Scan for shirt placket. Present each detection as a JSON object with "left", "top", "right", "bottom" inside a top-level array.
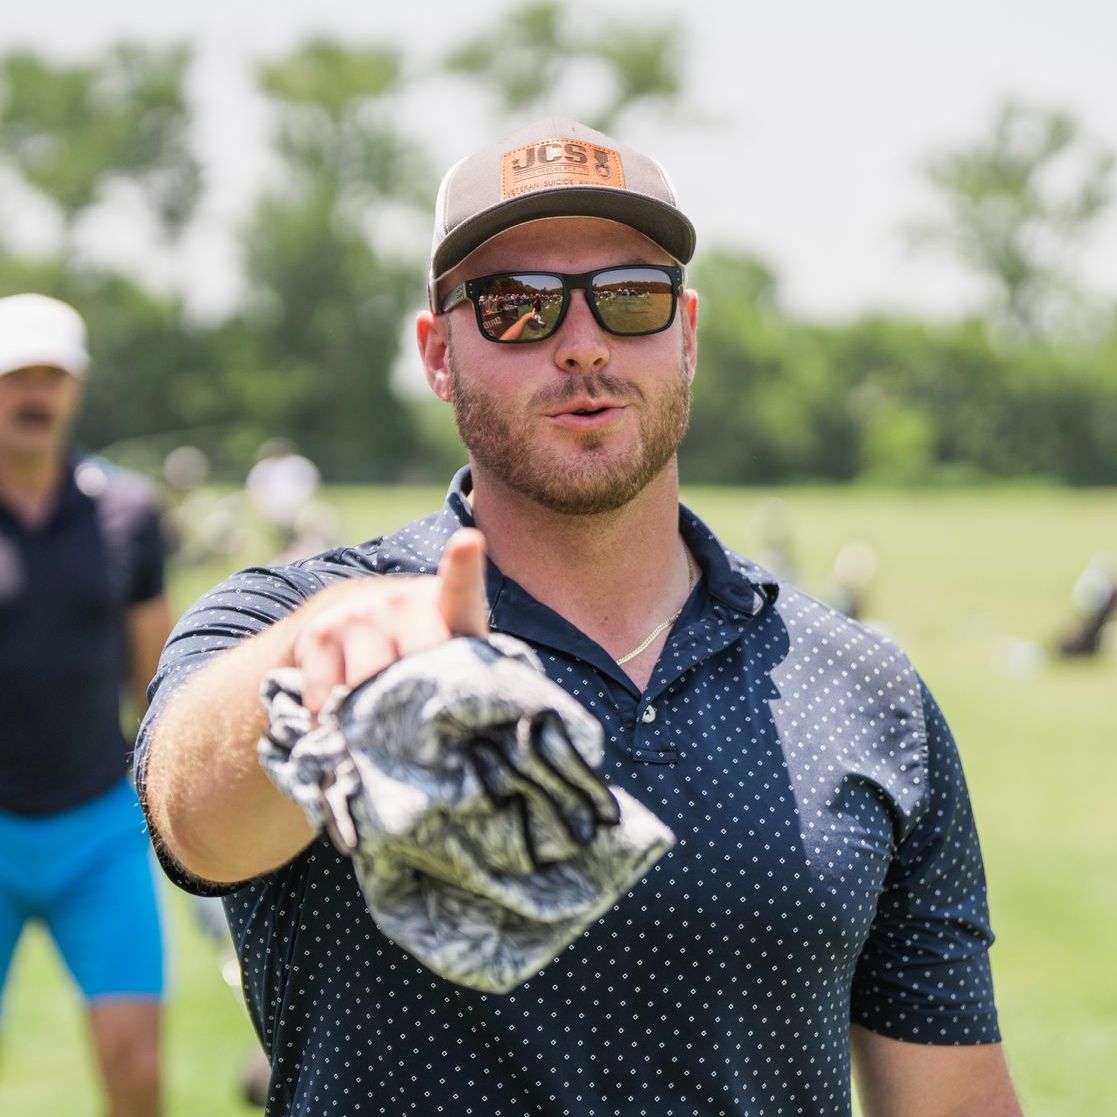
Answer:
[{"left": 628, "top": 603, "right": 752, "bottom": 764}]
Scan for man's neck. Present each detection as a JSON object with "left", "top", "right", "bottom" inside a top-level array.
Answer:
[
  {"left": 468, "top": 463, "right": 693, "bottom": 684},
  {"left": 0, "top": 450, "right": 67, "bottom": 527}
]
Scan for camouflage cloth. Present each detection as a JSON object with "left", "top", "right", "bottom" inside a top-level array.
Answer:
[{"left": 258, "top": 635, "right": 675, "bottom": 993}]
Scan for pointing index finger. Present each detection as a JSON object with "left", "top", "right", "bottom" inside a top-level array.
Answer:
[{"left": 438, "top": 528, "right": 489, "bottom": 637}]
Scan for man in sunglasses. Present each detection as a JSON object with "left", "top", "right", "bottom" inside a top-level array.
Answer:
[{"left": 137, "top": 118, "right": 1022, "bottom": 1116}]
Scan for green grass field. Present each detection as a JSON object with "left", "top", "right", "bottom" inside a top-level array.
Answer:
[{"left": 1, "top": 483, "right": 1114, "bottom": 1115}]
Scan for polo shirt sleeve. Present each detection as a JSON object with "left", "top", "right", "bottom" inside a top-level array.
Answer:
[
  {"left": 128, "top": 498, "right": 167, "bottom": 604},
  {"left": 850, "top": 679, "right": 1001, "bottom": 1045}
]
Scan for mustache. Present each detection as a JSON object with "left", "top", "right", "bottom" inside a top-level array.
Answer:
[
  {"left": 10, "top": 404, "right": 59, "bottom": 428},
  {"left": 12, "top": 404, "right": 56, "bottom": 427},
  {"left": 529, "top": 373, "right": 644, "bottom": 411}
]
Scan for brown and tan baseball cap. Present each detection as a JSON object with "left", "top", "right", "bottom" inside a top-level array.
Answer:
[{"left": 429, "top": 116, "right": 696, "bottom": 304}]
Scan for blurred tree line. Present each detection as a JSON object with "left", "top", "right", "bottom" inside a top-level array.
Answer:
[{"left": 1, "top": 4, "right": 1115, "bottom": 486}]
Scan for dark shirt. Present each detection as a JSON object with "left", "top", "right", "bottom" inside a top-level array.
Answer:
[
  {"left": 137, "top": 467, "right": 1000, "bottom": 1117},
  {"left": 0, "top": 455, "right": 165, "bottom": 816}
]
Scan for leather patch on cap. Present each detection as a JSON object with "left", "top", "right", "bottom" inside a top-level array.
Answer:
[{"left": 501, "top": 138, "right": 625, "bottom": 199}]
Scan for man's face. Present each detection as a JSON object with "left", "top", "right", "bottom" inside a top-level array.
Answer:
[
  {"left": 0, "top": 365, "right": 81, "bottom": 461},
  {"left": 429, "top": 218, "right": 698, "bottom": 516}
]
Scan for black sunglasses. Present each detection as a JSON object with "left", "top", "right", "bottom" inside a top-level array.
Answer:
[{"left": 440, "top": 264, "right": 683, "bottom": 344}]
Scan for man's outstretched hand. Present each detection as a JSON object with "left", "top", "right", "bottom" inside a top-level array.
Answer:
[{"left": 293, "top": 528, "right": 490, "bottom": 716}]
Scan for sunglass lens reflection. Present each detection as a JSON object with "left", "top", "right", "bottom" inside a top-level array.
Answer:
[
  {"left": 593, "top": 269, "right": 674, "bottom": 335},
  {"left": 477, "top": 275, "right": 563, "bottom": 342}
]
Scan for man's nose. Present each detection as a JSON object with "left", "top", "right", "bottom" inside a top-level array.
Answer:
[{"left": 553, "top": 290, "right": 608, "bottom": 374}]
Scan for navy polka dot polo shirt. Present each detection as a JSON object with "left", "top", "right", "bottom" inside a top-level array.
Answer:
[{"left": 137, "top": 467, "right": 1000, "bottom": 1116}]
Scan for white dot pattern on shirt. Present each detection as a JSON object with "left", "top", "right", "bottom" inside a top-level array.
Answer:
[{"left": 139, "top": 493, "right": 998, "bottom": 1117}]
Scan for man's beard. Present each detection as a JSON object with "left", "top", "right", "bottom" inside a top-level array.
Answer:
[{"left": 448, "top": 345, "right": 692, "bottom": 516}]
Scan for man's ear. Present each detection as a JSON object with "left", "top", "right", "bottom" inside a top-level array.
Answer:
[
  {"left": 416, "top": 310, "right": 452, "bottom": 402},
  {"left": 681, "top": 287, "right": 698, "bottom": 384}
]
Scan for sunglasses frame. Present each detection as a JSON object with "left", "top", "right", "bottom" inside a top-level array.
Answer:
[{"left": 439, "top": 264, "right": 684, "bottom": 344}]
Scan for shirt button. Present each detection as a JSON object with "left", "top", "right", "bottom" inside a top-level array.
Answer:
[{"left": 641, "top": 705, "right": 657, "bottom": 724}]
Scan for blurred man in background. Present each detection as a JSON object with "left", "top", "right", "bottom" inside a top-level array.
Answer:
[{"left": 0, "top": 293, "right": 170, "bottom": 1117}]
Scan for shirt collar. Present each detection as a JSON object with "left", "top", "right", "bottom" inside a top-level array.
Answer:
[
  {"left": 371, "top": 464, "right": 776, "bottom": 624},
  {"left": 0, "top": 453, "right": 86, "bottom": 532}
]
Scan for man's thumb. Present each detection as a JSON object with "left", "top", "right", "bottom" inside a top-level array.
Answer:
[{"left": 438, "top": 528, "right": 489, "bottom": 635}]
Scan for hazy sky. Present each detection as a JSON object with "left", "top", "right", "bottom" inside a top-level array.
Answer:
[{"left": 2, "top": 0, "right": 1115, "bottom": 324}]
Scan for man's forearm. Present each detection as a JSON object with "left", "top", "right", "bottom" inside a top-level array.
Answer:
[
  {"left": 851, "top": 1026, "right": 1024, "bottom": 1117},
  {"left": 126, "top": 594, "right": 174, "bottom": 716},
  {"left": 143, "top": 614, "right": 317, "bottom": 884},
  {"left": 143, "top": 533, "right": 489, "bottom": 885}
]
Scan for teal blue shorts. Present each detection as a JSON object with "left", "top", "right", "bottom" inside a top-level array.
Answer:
[{"left": 0, "top": 777, "right": 165, "bottom": 1009}]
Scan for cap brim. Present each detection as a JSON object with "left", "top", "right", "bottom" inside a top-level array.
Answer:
[
  {"left": 432, "top": 187, "right": 696, "bottom": 281},
  {"left": 0, "top": 340, "right": 87, "bottom": 377}
]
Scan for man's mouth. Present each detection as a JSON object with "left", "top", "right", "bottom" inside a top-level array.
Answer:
[
  {"left": 546, "top": 401, "right": 626, "bottom": 429},
  {"left": 548, "top": 396, "right": 624, "bottom": 417}
]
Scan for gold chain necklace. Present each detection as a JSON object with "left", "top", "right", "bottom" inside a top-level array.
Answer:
[{"left": 615, "top": 547, "right": 697, "bottom": 666}]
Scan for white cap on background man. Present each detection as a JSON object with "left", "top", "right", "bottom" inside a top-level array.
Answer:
[{"left": 0, "top": 293, "right": 90, "bottom": 378}]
